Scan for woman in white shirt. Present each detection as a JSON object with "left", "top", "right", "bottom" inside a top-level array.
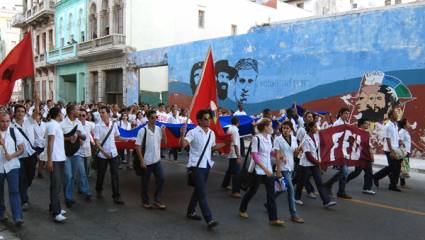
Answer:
[
  {"left": 118, "top": 113, "right": 132, "bottom": 168},
  {"left": 274, "top": 121, "right": 304, "bottom": 223},
  {"left": 239, "top": 118, "right": 284, "bottom": 226},
  {"left": 132, "top": 111, "right": 147, "bottom": 128},
  {"left": 294, "top": 122, "right": 336, "bottom": 208}
]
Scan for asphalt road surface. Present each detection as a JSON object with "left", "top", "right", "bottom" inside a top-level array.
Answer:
[{"left": 6, "top": 154, "right": 425, "bottom": 240}]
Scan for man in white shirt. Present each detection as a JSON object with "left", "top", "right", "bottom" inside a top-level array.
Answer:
[
  {"left": 323, "top": 107, "right": 352, "bottom": 199},
  {"left": 233, "top": 103, "right": 247, "bottom": 116},
  {"left": 0, "top": 112, "right": 24, "bottom": 226},
  {"left": 373, "top": 109, "right": 403, "bottom": 192},
  {"left": 94, "top": 106, "right": 124, "bottom": 204},
  {"left": 78, "top": 109, "right": 95, "bottom": 178},
  {"left": 221, "top": 116, "right": 242, "bottom": 198},
  {"left": 180, "top": 109, "right": 225, "bottom": 228},
  {"left": 12, "top": 103, "right": 38, "bottom": 211},
  {"left": 61, "top": 105, "right": 91, "bottom": 208},
  {"left": 135, "top": 110, "right": 167, "bottom": 209},
  {"left": 156, "top": 103, "right": 170, "bottom": 123},
  {"left": 167, "top": 107, "right": 180, "bottom": 161}
]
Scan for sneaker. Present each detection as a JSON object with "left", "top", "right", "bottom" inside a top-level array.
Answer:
[
  {"left": 153, "top": 202, "right": 167, "bottom": 210},
  {"left": 22, "top": 202, "right": 29, "bottom": 211},
  {"left": 186, "top": 212, "right": 202, "bottom": 221},
  {"left": 291, "top": 216, "right": 305, "bottom": 223},
  {"left": 143, "top": 203, "right": 152, "bottom": 209},
  {"left": 60, "top": 209, "right": 67, "bottom": 215},
  {"left": 15, "top": 219, "right": 24, "bottom": 227},
  {"left": 230, "top": 192, "right": 241, "bottom": 199},
  {"left": 362, "top": 189, "right": 376, "bottom": 195},
  {"left": 337, "top": 193, "right": 352, "bottom": 199},
  {"left": 306, "top": 192, "right": 317, "bottom": 199},
  {"left": 324, "top": 201, "right": 337, "bottom": 208},
  {"left": 295, "top": 200, "right": 304, "bottom": 205},
  {"left": 54, "top": 214, "right": 67, "bottom": 222},
  {"left": 270, "top": 220, "right": 285, "bottom": 226},
  {"left": 239, "top": 212, "right": 249, "bottom": 219},
  {"left": 207, "top": 220, "right": 219, "bottom": 228}
]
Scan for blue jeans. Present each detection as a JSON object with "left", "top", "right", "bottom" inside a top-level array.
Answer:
[
  {"left": 276, "top": 171, "right": 298, "bottom": 217},
  {"left": 0, "top": 169, "right": 23, "bottom": 221},
  {"left": 324, "top": 164, "right": 348, "bottom": 195},
  {"left": 65, "top": 155, "right": 91, "bottom": 201},
  {"left": 187, "top": 166, "right": 213, "bottom": 223},
  {"left": 221, "top": 158, "right": 241, "bottom": 193},
  {"left": 141, "top": 162, "right": 164, "bottom": 204}
]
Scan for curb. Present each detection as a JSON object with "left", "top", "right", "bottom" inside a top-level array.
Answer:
[{"left": 373, "top": 163, "right": 425, "bottom": 174}]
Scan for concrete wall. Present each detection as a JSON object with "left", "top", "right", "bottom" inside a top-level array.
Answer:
[
  {"left": 55, "top": 0, "right": 87, "bottom": 47},
  {"left": 56, "top": 62, "right": 87, "bottom": 103},
  {"left": 129, "top": 2, "right": 425, "bottom": 157}
]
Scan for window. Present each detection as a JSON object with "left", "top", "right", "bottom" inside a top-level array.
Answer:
[
  {"left": 36, "top": 35, "right": 40, "bottom": 54},
  {"left": 352, "top": 3, "right": 358, "bottom": 8},
  {"left": 231, "top": 24, "right": 237, "bottom": 36},
  {"left": 395, "top": 0, "right": 401, "bottom": 4},
  {"left": 296, "top": 2, "right": 304, "bottom": 8},
  {"left": 48, "top": 29, "right": 53, "bottom": 50},
  {"left": 198, "top": 10, "right": 205, "bottom": 29},
  {"left": 81, "top": 31, "right": 85, "bottom": 42},
  {"left": 68, "top": 13, "right": 73, "bottom": 42},
  {"left": 385, "top": 0, "right": 391, "bottom": 5}
]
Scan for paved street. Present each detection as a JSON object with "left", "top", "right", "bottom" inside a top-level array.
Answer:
[{"left": 4, "top": 154, "right": 425, "bottom": 240}]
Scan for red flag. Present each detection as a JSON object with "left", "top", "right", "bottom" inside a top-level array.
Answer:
[
  {"left": 0, "top": 32, "right": 34, "bottom": 104},
  {"left": 319, "top": 124, "right": 372, "bottom": 167},
  {"left": 188, "top": 48, "right": 230, "bottom": 151}
]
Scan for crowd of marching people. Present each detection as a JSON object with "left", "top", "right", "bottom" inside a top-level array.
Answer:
[{"left": 0, "top": 98, "right": 422, "bottom": 229}]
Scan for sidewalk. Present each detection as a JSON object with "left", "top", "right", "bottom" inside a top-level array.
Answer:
[
  {"left": 0, "top": 222, "right": 20, "bottom": 240},
  {"left": 373, "top": 154, "right": 425, "bottom": 174}
]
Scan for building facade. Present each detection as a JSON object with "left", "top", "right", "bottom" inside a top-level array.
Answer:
[{"left": 12, "top": 0, "right": 56, "bottom": 101}]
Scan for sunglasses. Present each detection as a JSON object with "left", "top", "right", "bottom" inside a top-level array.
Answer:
[
  {"left": 150, "top": 116, "right": 158, "bottom": 119},
  {"left": 202, "top": 117, "right": 211, "bottom": 121},
  {"left": 80, "top": 114, "right": 86, "bottom": 117}
]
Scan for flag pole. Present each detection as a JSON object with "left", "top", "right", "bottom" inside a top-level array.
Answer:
[{"left": 186, "top": 46, "right": 212, "bottom": 125}]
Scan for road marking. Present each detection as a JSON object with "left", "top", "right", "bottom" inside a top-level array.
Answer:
[{"left": 163, "top": 160, "right": 425, "bottom": 217}]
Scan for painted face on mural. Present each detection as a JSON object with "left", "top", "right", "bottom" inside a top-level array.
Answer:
[
  {"left": 233, "top": 58, "right": 258, "bottom": 103},
  {"left": 190, "top": 61, "right": 204, "bottom": 94},
  {"left": 215, "top": 60, "right": 237, "bottom": 100},
  {"left": 355, "top": 84, "right": 398, "bottom": 122}
]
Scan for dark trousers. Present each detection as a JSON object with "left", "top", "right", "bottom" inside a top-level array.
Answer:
[
  {"left": 293, "top": 157, "right": 315, "bottom": 194},
  {"left": 347, "top": 165, "right": 373, "bottom": 190},
  {"left": 141, "top": 162, "right": 164, "bottom": 204},
  {"left": 374, "top": 152, "right": 401, "bottom": 188},
  {"left": 295, "top": 166, "right": 331, "bottom": 205},
  {"left": 19, "top": 154, "right": 37, "bottom": 204},
  {"left": 168, "top": 148, "right": 179, "bottom": 161},
  {"left": 96, "top": 156, "right": 120, "bottom": 199},
  {"left": 240, "top": 138, "right": 245, "bottom": 158},
  {"left": 50, "top": 162, "right": 65, "bottom": 216},
  {"left": 221, "top": 158, "right": 241, "bottom": 193},
  {"left": 187, "top": 167, "right": 213, "bottom": 223},
  {"left": 239, "top": 174, "right": 278, "bottom": 221},
  {"left": 323, "top": 165, "right": 348, "bottom": 195}
]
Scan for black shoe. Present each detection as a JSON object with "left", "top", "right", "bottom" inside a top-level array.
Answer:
[
  {"left": 337, "top": 193, "right": 352, "bottom": 199},
  {"left": 15, "top": 219, "right": 24, "bottom": 227},
  {"left": 207, "top": 220, "right": 219, "bottom": 228},
  {"left": 113, "top": 198, "right": 125, "bottom": 205},
  {"left": 389, "top": 187, "right": 401, "bottom": 192},
  {"left": 373, "top": 178, "right": 379, "bottom": 188},
  {"left": 186, "top": 213, "right": 202, "bottom": 221},
  {"left": 85, "top": 194, "right": 92, "bottom": 202},
  {"left": 37, "top": 173, "right": 43, "bottom": 179}
]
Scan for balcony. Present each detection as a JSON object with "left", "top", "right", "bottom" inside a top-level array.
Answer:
[
  {"left": 26, "top": 0, "right": 55, "bottom": 25},
  {"left": 77, "top": 34, "right": 127, "bottom": 58},
  {"left": 47, "top": 44, "right": 78, "bottom": 64},
  {"left": 34, "top": 53, "right": 49, "bottom": 68},
  {"left": 11, "top": 13, "right": 26, "bottom": 28}
]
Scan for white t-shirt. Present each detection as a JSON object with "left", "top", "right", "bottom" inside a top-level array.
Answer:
[
  {"left": 383, "top": 121, "right": 399, "bottom": 152},
  {"left": 227, "top": 125, "right": 240, "bottom": 159},
  {"left": 33, "top": 121, "right": 46, "bottom": 148},
  {"left": 167, "top": 115, "right": 181, "bottom": 124},
  {"left": 135, "top": 126, "right": 162, "bottom": 165},
  {"left": 61, "top": 117, "right": 86, "bottom": 157},
  {"left": 40, "top": 120, "right": 66, "bottom": 162},
  {"left": 78, "top": 120, "right": 95, "bottom": 157},
  {"left": 0, "top": 127, "right": 24, "bottom": 173},
  {"left": 185, "top": 126, "right": 216, "bottom": 168},
  {"left": 12, "top": 118, "right": 36, "bottom": 157},
  {"left": 156, "top": 111, "right": 169, "bottom": 123},
  {"left": 274, "top": 134, "right": 298, "bottom": 171},
  {"left": 299, "top": 134, "right": 318, "bottom": 167},
  {"left": 296, "top": 127, "right": 306, "bottom": 144},
  {"left": 128, "top": 114, "right": 136, "bottom": 123},
  {"left": 333, "top": 117, "right": 347, "bottom": 126},
  {"left": 178, "top": 116, "right": 192, "bottom": 124},
  {"left": 249, "top": 134, "right": 273, "bottom": 175},
  {"left": 233, "top": 110, "right": 247, "bottom": 116},
  {"left": 94, "top": 121, "right": 120, "bottom": 159},
  {"left": 133, "top": 118, "right": 147, "bottom": 127},
  {"left": 399, "top": 128, "right": 411, "bottom": 154},
  {"left": 119, "top": 120, "right": 132, "bottom": 130}
]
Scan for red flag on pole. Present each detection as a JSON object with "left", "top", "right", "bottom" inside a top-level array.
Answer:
[
  {"left": 0, "top": 32, "right": 34, "bottom": 105},
  {"left": 188, "top": 47, "right": 230, "bottom": 151}
]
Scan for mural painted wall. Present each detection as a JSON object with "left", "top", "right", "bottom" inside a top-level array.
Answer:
[{"left": 129, "top": 3, "right": 425, "bottom": 157}]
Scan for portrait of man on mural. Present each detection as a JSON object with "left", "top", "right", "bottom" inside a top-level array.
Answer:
[
  {"left": 215, "top": 60, "right": 237, "bottom": 100},
  {"left": 354, "top": 73, "right": 399, "bottom": 122},
  {"left": 190, "top": 61, "right": 204, "bottom": 94},
  {"left": 232, "top": 58, "right": 258, "bottom": 103}
]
